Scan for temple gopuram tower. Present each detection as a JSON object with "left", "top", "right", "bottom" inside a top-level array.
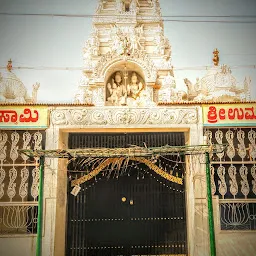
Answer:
[{"left": 74, "top": 0, "right": 182, "bottom": 106}]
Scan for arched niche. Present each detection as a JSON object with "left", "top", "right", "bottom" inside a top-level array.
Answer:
[
  {"left": 93, "top": 50, "right": 157, "bottom": 83},
  {"left": 105, "top": 61, "right": 147, "bottom": 106}
]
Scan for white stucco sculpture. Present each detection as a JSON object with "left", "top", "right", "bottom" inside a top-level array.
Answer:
[
  {"left": 74, "top": 75, "right": 93, "bottom": 104},
  {"left": 0, "top": 60, "right": 40, "bottom": 104},
  {"left": 126, "top": 72, "right": 145, "bottom": 106},
  {"left": 75, "top": 0, "right": 185, "bottom": 106},
  {"left": 159, "top": 71, "right": 187, "bottom": 102},
  {"left": 107, "top": 71, "right": 127, "bottom": 105},
  {"left": 185, "top": 49, "right": 251, "bottom": 102}
]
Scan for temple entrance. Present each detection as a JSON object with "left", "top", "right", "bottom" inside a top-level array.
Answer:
[{"left": 66, "top": 132, "right": 187, "bottom": 256}]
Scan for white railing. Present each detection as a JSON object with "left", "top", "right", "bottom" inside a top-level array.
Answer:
[
  {"left": 0, "top": 202, "right": 38, "bottom": 235},
  {"left": 0, "top": 130, "right": 43, "bottom": 235},
  {"left": 205, "top": 128, "right": 256, "bottom": 231},
  {"left": 219, "top": 199, "right": 256, "bottom": 230}
]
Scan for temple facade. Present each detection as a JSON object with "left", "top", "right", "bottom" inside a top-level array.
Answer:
[{"left": 0, "top": 1, "right": 255, "bottom": 256}]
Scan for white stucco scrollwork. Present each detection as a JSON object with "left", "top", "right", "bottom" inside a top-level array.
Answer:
[
  {"left": 93, "top": 50, "right": 157, "bottom": 83},
  {"left": 51, "top": 107, "right": 198, "bottom": 126}
]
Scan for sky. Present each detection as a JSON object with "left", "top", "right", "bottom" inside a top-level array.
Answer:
[{"left": 0, "top": 0, "right": 256, "bottom": 103}]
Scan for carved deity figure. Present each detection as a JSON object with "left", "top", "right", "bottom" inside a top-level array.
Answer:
[
  {"left": 111, "top": 30, "right": 126, "bottom": 55},
  {"left": 154, "top": 35, "right": 165, "bottom": 55},
  {"left": 90, "top": 30, "right": 100, "bottom": 56},
  {"left": 106, "top": 71, "right": 148, "bottom": 106},
  {"left": 109, "top": 24, "right": 144, "bottom": 56},
  {"left": 135, "top": 24, "right": 144, "bottom": 39},
  {"left": 107, "top": 80, "right": 119, "bottom": 104},
  {"left": 83, "top": 29, "right": 100, "bottom": 60},
  {"left": 107, "top": 71, "right": 127, "bottom": 105},
  {"left": 130, "top": 26, "right": 144, "bottom": 53},
  {"left": 128, "top": 31, "right": 141, "bottom": 54},
  {"left": 163, "top": 71, "right": 175, "bottom": 88},
  {"left": 164, "top": 38, "right": 171, "bottom": 59},
  {"left": 83, "top": 41, "right": 93, "bottom": 68},
  {"left": 127, "top": 72, "right": 144, "bottom": 106},
  {"left": 74, "top": 76, "right": 92, "bottom": 104}
]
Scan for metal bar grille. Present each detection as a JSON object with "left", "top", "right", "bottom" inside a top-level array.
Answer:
[
  {"left": 68, "top": 132, "right": 184, "bottom": 149},
  {"left": 66, "top": 132, "right": 187, "bottom": 256}
]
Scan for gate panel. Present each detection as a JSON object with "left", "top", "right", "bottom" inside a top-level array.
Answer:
[{"left": 66, "top": 132, "right": 187, "bottom": 256}]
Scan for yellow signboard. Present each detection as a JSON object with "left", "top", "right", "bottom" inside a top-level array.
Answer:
[
  {"left": 203, "top": 104, "right": 256, "bottom": 126},
  {"left": 0, "top": 106, "right": 49, "bottom": 129}
]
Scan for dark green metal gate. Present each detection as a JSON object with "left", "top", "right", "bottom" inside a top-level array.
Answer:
[{"left": 66, "top": 132, "right": 187, "bottom": 256}]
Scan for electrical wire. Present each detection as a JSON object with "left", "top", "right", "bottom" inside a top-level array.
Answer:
[
  {"left": 0, "top": 12, "right": 256, "bottom": 23},
  {"left": 0, "top": 13, "right": 256, "bottom": 18},
  {"left": 0, "top": 65, "right": 255, "bottom": 72}
]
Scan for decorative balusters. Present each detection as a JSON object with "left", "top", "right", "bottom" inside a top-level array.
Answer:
[
  {"left": 205, "top": 128, "right": 256, "bottom": 199},
  {"left": 10, "top": 132, "right": 19, "bottom": 162},
  {"left": 31, "top": 167, "right": 39, "bottom": 201},
  {"left": 215, "top": 129, "right": 224, "bottom": 160},
  {"left": 215, "top": 130, "right": 227, "bottom": 198},
  {"left": 248, "top": 129, "right": 256, "bottom": 160},
  {"left": 7, "top": 132, "right": 19, "bottom": 201},
  {"left": 205, "top": 129, "right": 216, "bottom": 195},
  {"left": 240, "top": 165, "right": 250, "bottom": 198},
  {"left": 19, "top": 132, "right": 32, "bottom": 202},
  {"left": 237, "top": 129, "right": 246, "bottom": 160},
  {"left": 0, "top": 167, "right": 5, "bottom": 200},
  {"left": 228, "top": 165, "right": 238, "bottom": 198},
  {"left": 206, "top": 128, "right": 256, "bottom": 231},
  {"left": 0, "top": 132, "right": 7, "bottom": 200},
  {"left": 7, "top": 168, "right": 17, "bottom": 201},
  {"left": 237, "top": 130, "right": 250, "bottom": 198},
  {"left": 34, "top": 131, "right": 42, "bottom": 150},
  {"left": 0, "top": 131, "right": 43, "bottom": 203},
  {"left": 0, "top": 132, "right": 8, "bottom": 161},
  {"left": 251, "top": 165, "right": 256, "bottom": 195},
  {"left": 210, "top": 165, "right": 216, "bottom": 195},
  {"left": 205, "top": 130, "right": 213, "bottom": 159},
  {"left": 21, "top": 132, "right": 31, "bottom": 162},
  {"left": 248, "top": 130, "right": 256, "bottom": 196},
  {"left": 19, "top": 168, "right": 29, "bottom": 201},
  {"left": 217, "top": 165, "right": 227, "bottom": 199},
  {"left": 204, "top": 130, "right": 212, "bottom": 145},
  {"left": 226, "top": 130, "right": 238, "bottom": 198},
  {"left": 0, "top": 131, "right": 43, "bottom": 235},
  {"left": 31, "top": 132, "right": 42, "bottom": 201},
  {"left": 226, "top": 129, "right": 235, "bottom": 160}
]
